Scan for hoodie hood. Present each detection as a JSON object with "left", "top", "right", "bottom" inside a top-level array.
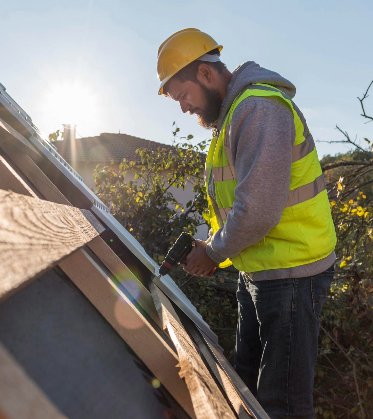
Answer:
[{"left": 216, "top": 61, "right": 296, "bottom": 129}]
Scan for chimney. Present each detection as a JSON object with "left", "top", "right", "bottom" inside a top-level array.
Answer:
[
  {"left": 63, "top": 124, "right": 76, "bottom": 147},
  {"left": 61, "top": 124, "right": 77, "bottom": 168}
]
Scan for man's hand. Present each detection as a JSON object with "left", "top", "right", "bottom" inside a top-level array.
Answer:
[{"left": 183, "top": 239, "right": 218, "bottom": 277}]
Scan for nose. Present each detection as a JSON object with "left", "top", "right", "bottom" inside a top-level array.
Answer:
[{"left": 180, "top": 100, "right": 190, "bottom": 114}]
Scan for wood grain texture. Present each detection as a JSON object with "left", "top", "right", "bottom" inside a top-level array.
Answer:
[
  {"left": 0, "top": 190, "right": 103, "bottom": 299},
  {"left": 201, "top": 333, "right": 270, "bottom": 419},
  {"left": 0, "top": 343, "right": 65, "bottom": 419},
  {"left": 188, "top": 327, "right": 253, "bottom": 418},
  {"left": 58, "top": 249, "right": 195, "bottom": 418},
  {"left": 151, "top": 284, "right": 236, "bottom": 419}
]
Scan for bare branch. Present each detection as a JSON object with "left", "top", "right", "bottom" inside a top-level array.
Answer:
[
  {"left": 321, "top": 326, "right": 366, "bottom": 419},
  {"left": 319, "top": 82, "right": 373, "bottom": 158},
  {"left": 335, "top": 125, "right": 368, "bottom": 152},
  {"left": 342, "top": 178, "right": 373, "bottom": 199},
  {"left": 322, "top": 160, "right": 372, "bottom": 172},
  {"left": 358, "top": 80, "right": 373, "bottom": 122},
  {"left": 323, "top": 354, "right": 348, "bottom": 382},
  {"left": 317, "top": 140, "right": 345, "bottom": 144}
]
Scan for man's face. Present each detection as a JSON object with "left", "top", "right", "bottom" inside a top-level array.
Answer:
[{"left": 166, "top": 78, "right": 222, "bottom": 129}]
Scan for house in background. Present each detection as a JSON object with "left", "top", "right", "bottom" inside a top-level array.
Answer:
[
  {"left": 56, "top": 125, "right": 208, "bottom": 238},
  {"left": 55, "top": 125, "right": 176, "bottom": 190}
]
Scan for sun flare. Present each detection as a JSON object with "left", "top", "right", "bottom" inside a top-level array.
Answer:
[{"left": 43, "top": 80, "right": 99, "bottom": 133}]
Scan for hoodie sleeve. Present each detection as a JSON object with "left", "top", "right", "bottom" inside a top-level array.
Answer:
[{"left": 205, "top": 96, "right": 294, "bottom": 263}]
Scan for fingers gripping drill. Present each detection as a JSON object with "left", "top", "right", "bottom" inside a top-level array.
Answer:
[{"left": 159, "top": 232, "right": 195, "bottom": 276}]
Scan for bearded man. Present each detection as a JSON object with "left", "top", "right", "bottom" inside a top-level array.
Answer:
[{"left": 157, "top": 28, "right": 336, "bottom": 419}]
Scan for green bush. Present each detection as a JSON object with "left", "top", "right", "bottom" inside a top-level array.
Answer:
[{"left": 314, "top": 169, "right": 372, "bottom": 418}]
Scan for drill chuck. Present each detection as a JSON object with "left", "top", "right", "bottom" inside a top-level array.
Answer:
[{"left": 159, "top": 232, "right": 194, "bottom": 276}]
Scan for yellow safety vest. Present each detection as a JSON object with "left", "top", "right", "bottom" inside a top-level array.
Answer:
[{"left": 205, "top": 83, "right": 337, "bottom": 272}]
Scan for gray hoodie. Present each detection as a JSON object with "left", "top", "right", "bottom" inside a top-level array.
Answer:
[{"left": 205, "top": 61, "right": 335, "bottom": 280}]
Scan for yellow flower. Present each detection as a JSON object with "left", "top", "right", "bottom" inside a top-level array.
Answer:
[
  {"left": 339, "top": 256, "right": 352, "bottom": 268},
  {"left": 340, "top": 260, "right": 347, "bottom": 268},
  {"left": 341, "top": 283, "right": 349, "bottom": 292},
  {"left": 356, "top": 206, "right": 365, "bottom": 217}
]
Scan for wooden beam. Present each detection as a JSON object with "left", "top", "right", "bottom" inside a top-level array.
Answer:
[
  {"left": 0, "top": 190, "right": 104, "bottom": 300},
  {"left": 0, "top": 101, "right": 33, "bottom": 140},
  {"left": 0, "top": 121, "right": 92, "bottom": 208},
  {"left": 0, "top": 124, "right": 71, "bottom": 205},
  {"left": 58, "top": 249, "right": 195, "bottom": 418},
  {"left": 0, "top": 155, "right": 36, "bottom": 197},
  {"left": 200, "top": 333, "right": 269, "bottom": 419},
  {"left": 0, "top": 343, "right": 65, "bottom": 419},
  {"left": 187, "top": 326, "right": 253, "bottom": 418},
  {"left": 87, "top": 237, "right": 161, "bottom": 327},
  {"left": 151, "top": 284, "right": 236, "bottom": 419}
]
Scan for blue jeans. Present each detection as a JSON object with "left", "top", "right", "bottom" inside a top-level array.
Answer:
[{"left": 235, "top": 267, "right": 333, "bottom": 418}]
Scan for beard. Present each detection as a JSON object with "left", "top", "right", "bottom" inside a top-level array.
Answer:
[{"left": 195, "top": 83, "right": 223, "bottom": 129}]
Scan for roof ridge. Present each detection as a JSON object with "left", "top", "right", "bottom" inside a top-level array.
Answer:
[
  {"left": 55, "top": 132, "right": 181, "bottom": 163},
  {"left": 77, "top": 132, "right": 173, "bottom": 148}
]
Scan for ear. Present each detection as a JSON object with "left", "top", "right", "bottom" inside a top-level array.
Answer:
[{"left": 196, "top": 63, "right": 214, "bottom": 87}]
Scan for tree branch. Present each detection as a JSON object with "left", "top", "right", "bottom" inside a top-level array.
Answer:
[
  {"left": 322, "top": 160, "right": 372, "bottom": 172},
  {"left": 342, "top": 178, "right": 373, "bottom": 199},
  {"left": 321, "top": 326, "right": 366, "bottom": 418},
  {"left": 358, "top": 80, "right": 373, "bottom": 122},
  {"left": 335, "top": 125, "right": 368, "bottom": 152}
]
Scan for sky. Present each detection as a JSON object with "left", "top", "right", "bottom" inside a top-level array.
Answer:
[{"left": 2, "top": 0, "right": 372, "bottom": 157}]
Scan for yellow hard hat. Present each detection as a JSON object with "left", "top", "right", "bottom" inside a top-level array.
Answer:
[{"left": 157, "top": 28, "right": 223, "bottom": 95}]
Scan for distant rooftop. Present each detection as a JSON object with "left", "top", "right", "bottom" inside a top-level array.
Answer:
[{"left": 55, "top": 132, "right": 174, "bottom": 164}]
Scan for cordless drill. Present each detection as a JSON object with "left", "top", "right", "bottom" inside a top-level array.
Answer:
[{"left": 159, "top": 232, "right": 194, "bottom": 276}]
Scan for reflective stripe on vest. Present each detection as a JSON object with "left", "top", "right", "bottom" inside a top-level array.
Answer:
[
  {"left": 218, "top": 207, "right": 231, "bottom": 221},
  {"left": 217, "top": 173, "right": 326, "bottom": 223},
  {"left": 211, "top": 134, "right": 316, "bottom": 183},
  {"left": 212, "top": 166, "right": 235, "bottom": 181},
  {"left": 287, "top": 173, "right": 325, "bottom": 207},
  {"left": 293, "top": 135, "right": 315, "bottom": 161}
]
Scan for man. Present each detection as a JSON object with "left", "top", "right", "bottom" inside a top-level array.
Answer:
[{"left": 157, "top": 28, "right": 336, "bottom": 418}]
